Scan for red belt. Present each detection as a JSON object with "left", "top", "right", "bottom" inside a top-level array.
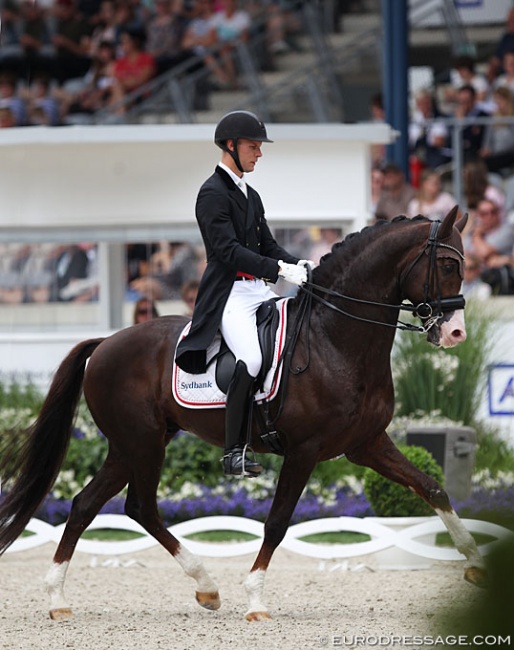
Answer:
[{"left": 235, "top": 271, "right": 255, "bottom": 281}]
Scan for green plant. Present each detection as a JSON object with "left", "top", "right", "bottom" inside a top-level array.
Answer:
[
  {"left": 392, "top": 302, "right": 494, "bottom": 425},
  {"left": 363, "top": 444, "right": 444, "bottom": 517},
  {"left": 0, "top": 381, "right": 44, "bottom": 413}
]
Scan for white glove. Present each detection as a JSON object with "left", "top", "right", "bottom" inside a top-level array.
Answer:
[
  {"left": 297, "top": 259, "right": 316, "bottom": 270},
  {"left": 278, "top": 260, "right": 307, "bottom": 286}
]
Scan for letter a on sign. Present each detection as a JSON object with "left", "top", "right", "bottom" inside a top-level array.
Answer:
[{"left": 488, "top": 365, "right": 514, "bottom": 415}]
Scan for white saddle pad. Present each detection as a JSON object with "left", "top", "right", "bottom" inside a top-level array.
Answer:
[{"left": 172, "top": 298, "right": 289, "bottom": 409}]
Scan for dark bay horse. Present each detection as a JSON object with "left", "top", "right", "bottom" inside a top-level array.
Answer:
[{"left": 0, "top": 207, "right": 486, "bottom": 621}]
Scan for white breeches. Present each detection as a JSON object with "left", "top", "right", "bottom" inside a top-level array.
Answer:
[{"left": 220, "top": 279, "right": 278, "bottom": 378}]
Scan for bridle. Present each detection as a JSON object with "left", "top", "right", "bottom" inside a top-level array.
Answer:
[
  {"left": 300, "top": 220, "right": 466, "bottom": 334},
  {"left": 261, "top": 221, "right": 466, "bottom": 430}
]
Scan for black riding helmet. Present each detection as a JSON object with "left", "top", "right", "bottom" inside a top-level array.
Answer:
[{"left": 214, "top": 110, "right": 273, "bottom": 173}]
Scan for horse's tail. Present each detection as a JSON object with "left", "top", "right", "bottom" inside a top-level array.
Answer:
[{"left": 0, "top": 338, "right": 104, "bottom": 555}]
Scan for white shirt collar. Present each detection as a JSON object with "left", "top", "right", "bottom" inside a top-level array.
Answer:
[{"left": 219, "top": 161, "right": 244, "bottom": 188}]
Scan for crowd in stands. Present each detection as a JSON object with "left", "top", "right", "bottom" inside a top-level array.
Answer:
[
  {"left": 3, "top": 2, "right": 514, "bottom": 304},
  {"left": 369, "top": 6, "right": 514, "bottom": 297},
  {"left": 0, "top": 0, "right": 309, "bottom": 125}
]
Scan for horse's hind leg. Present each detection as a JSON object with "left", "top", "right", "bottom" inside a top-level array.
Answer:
[
  {"left": 347, "top": 431, "right": 487, "bottom": 587},
  {"left": 45, "top": 449, "right": 130, "bottom": 620},
  {"left": 123, "top": 441, "right": 220, "bottom": 612}
]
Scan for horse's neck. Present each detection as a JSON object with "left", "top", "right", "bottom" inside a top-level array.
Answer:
[{"left": 308, "top": 227, "right": 419, "bottom": 359}]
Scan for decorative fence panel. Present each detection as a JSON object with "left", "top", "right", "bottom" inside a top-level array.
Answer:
[{"left": 7, "top": 515, "right": 512, "bottom": 561}]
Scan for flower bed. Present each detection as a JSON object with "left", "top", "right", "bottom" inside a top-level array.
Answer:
[{"left": 31, "top": 469, "right": 514, "bottom": 530}]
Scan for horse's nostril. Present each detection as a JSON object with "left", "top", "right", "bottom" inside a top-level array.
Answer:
[{"left": 453, "top": 329, "right": 467, "bottom": 342}]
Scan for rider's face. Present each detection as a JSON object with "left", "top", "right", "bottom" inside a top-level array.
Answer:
[{"left": 232, "top": 138, "right": 263, "bottom": 173}]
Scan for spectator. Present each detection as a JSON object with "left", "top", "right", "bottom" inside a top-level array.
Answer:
[
  {"left": 51, "top": 0, "right": 92, "bottom": 84},
  {"left": 487, "top": 7, "right": 514, "bottom": 84},
  {"left": 47, "top": 244, "right": 91, "bottom": 302},
  {"left": 461, "top": 253, "right": 491, "bottom": 301},
  {"left": 409, "top": 87, "right": 451, "bottom": 170},
  {"left": 180, "top": 278, "right": 199, "bottom": 317},
  {"left": 464, "top": 197, "right": 514, "bottom": 271},
  {"left": 374, "top": 163, "right": 415, "bottom": 221},
  {"left": 133, "top": 296, "right": 160, "bottom": 323},
  {"left": 58, "top": 39, "right": 116, "bottom": 117},
  {"left": 108, "top": 26, "right": 156, "bottom": 114},
  {"left": 462, "top": 159, "right": 506, "bottom": 228},
  {"left": 493, "top": 49, "right": 514, "bottom": 96},
  {"left": 0, "top": 106, "right": 17, "bottom": 128},
  {"left": 88, "top": 0, "right": 118, "bottom": 56},
  {"left": 444, "top": 55, "right": 489, "bottom": 107},
  {"left": 18, "top": 0, "right": 53, "bottom": 78},
  {"left": 309, "top": 227, "right": 341, "bottom": 264},
  {"left": 210, "top": 0, "right": 250, "bottom": 88},
  {"left": 145, "top": 0, "right": 190, "bottom": 74},
  {"left": 480, "top": 86, "right": 514, "bottom": 174},
  {"left": 113, "top": 0, "right": 145, "bottom": 46},
  {"left": 453, "top": 84, "right": 490, "bottom": 163},
  {"left": 247, "top": 0, "right": 302, "bottom": 56},
  {"left": 0, "top": 0, "right": 22, "bottom": 73},
  {"left": 182, "top": 0, "right": 231, "bottom": 88},
  {"left": 407, "top": 169, "right": 457, "bottom": 221},
  {"left": 0, "top": 73, "right": 27, "bottom": 125},
  {"left": 22, "top": 74, "right": 61, "bottom": 125}
]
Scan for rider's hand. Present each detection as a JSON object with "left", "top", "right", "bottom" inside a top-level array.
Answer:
[
  {"left": 278, "top": 261, "right": 307, "bottom": 286},
  {"left": 297, "top": 259, "right": 316, "bottom": 270}
]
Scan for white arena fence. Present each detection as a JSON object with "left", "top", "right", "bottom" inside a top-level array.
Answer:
[{"left": 6, "top": 515, "right": 512, "bottom": 561}]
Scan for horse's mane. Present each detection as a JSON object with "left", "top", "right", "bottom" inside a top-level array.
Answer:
[{"left": 314, "top": 215, "right": 430, "bottom": 278}]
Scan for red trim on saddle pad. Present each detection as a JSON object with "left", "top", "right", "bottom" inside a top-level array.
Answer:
[{"left": 172, "top": 299, "right": 289, "bottom": 409}]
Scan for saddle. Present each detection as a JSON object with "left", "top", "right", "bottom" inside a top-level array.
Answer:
[{"left": 214, "top": 298, "right": 280, "bottom": 394}]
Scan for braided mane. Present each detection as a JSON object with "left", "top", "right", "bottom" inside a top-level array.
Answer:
[{"left": 312, "top": 215, "right": 430, "bottom": 283}]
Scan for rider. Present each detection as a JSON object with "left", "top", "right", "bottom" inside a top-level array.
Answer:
[{"left": 175, "top": 110, "right": 312, "bottom": 478}]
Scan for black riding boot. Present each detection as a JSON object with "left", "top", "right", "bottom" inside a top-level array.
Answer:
[{"left": 222, "top": 360, "right": 263, "bottom": 477}]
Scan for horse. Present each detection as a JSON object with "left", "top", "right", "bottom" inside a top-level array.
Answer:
[{"left": 0, "top": 207, "right": 487, "bottom": 622}]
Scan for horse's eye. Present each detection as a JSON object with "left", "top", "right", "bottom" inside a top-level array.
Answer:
[{"left": 441, "top": 260, "right": 457, "bottom": 275}]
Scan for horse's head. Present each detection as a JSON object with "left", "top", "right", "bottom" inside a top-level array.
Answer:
[{"left": 400, "top": 206, "right": 468, "bottom": 348}]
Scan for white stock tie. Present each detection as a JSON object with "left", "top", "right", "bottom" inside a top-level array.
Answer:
[{"left": 237, "top": 179, "right": 247, "bottom": 198}]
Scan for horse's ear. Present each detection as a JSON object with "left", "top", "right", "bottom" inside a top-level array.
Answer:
[
  {"left": 455, "top": 212, "right": 468, "bottom": 233},
  {"left": 437, "top": 205, "right": 459, "bottom": 240}
]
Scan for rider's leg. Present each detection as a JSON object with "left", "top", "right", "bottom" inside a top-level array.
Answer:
[
  {"left": 222, "top": 360, "right": 263, "bottom": 477},
  {"left": 220, "top": 280, "right": 275, "bottom": 477}
]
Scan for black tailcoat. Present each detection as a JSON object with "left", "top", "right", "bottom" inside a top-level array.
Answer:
[{"left": 175, "top": 166, "right": 299, "bottom": 374}]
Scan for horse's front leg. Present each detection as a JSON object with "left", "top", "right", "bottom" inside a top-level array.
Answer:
[
  {"left": 347, "top": 431, "right": 487, "bottom": 587},
  {"left": 244, "top": 449, "right": 317, "bottom": 621}
]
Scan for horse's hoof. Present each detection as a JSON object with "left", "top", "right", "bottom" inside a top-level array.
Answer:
[
  {"left": 49, "top": 607, "right": 73, "bottom": 621},
  {"left": 464, "top": 566, "right": 488, "bottom": 589},
  {"left": 245, "top": 610, "right": 272, "bottom": 622},
  {"left": 195, "top": 591, "right": 221, "bottom": 611}
]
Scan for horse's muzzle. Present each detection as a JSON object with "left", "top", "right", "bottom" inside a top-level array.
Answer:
[{"left": 427, "top": 309, "right": 467, "bottom": 348}]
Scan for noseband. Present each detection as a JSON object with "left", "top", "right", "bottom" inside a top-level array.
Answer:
[{"left": 301, "top": 220, "right": 466, "bottom": 334}]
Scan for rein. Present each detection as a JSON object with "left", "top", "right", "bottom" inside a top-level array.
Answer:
[
  {"left": 301, "top": 221, "right": 466, "bottom": 334},
  {"left": 259, "top": 219, "right": 466, "bottom": 433}
]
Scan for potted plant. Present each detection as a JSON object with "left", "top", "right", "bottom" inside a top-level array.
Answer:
[{"left": 363, "top": 444, "right": 444, "bottom": 569}]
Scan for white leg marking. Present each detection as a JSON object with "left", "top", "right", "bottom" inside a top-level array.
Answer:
[
  {"left": 175, "top": 546, "right": 218, "bottom": 594},
  {"left": 44, "top": 561, "right": 70, "bottom": 611},
  {"left": 244, "top": 569, "right": 267, "bottom": 615},
  {"left": 436, "top": 508, "right": 484, "bottom": 567}
]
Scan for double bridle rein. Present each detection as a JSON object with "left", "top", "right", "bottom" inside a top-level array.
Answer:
[
  {"left": 300, "top": 220, "right": 466, "bottom": 334},
  {"left": 261, "top": 221, "right": 466, "bottom": 432}
]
